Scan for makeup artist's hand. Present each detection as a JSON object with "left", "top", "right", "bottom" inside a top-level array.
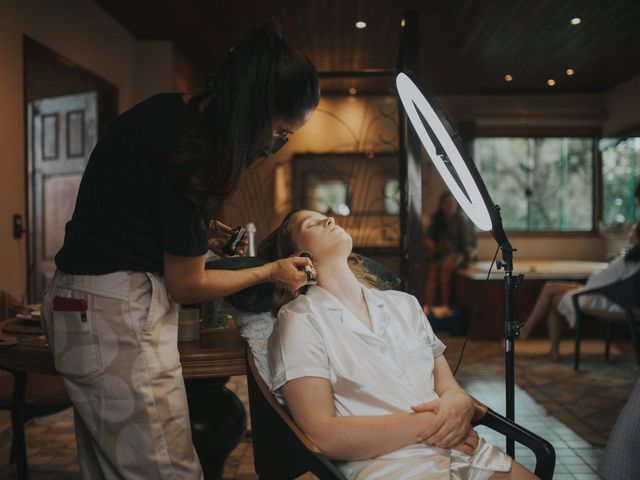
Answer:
[
  {"left": 268, "top": 257, "right": 316, "bottom": 292},
  {"left": 206, "top": 220, "right": 248, "bottom": 257},
  {"left": 412, "top": 390, "right": 474, "bottom": 448}
]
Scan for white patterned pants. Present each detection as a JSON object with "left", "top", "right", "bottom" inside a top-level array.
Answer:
[{"left": 41, "top": 270, "right": 203, "bottom": 480}]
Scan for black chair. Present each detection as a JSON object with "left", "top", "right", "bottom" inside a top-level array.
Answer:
[
  {"left": 572, "top": 268, "right": 640, "bottom": 370},
  {"left": 245, "top": 347, "right": 556, "bottom": 480}
]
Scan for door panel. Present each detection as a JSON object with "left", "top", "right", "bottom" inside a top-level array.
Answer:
[
  {"left": 29, "top": 92, "right": 97, "bottom": 301},
  {"left": 42, "top": 174, "right": 83, "bottom": 259}
]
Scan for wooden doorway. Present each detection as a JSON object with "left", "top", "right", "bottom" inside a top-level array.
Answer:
[{"left": 24, "top": 38, "right": 118, "bottom": 302}]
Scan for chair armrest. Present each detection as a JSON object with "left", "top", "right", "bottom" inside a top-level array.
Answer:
[
  {"left": 245, "top": 346, "right": 349, "bottom": 480},
  {"left": 471, "top": 396, "right": 555, "bottom": 480},
  {"left": 571, "top": 288, "right": 629, "bottom": 322},
  {"left": 572, "top": 286, "right": 608, "bottom": 300},
  {"left": 471, "top": 396, "right": 489, "bottom": 422}
]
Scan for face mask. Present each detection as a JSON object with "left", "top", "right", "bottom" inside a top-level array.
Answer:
[{"left": 260, "top": 133, "right": 288, "bottom": 156}]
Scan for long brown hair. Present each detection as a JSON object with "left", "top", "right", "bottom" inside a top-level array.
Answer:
[
  {"left": 258, "top": 210, "right": 386, "bottom": 316},
  {"left": 173, "top": 24, "right": 320, "bottom": 228}
]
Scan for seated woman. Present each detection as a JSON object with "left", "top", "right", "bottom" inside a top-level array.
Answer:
[
  {"left": 259, "top": 209, "right": 536, "bottom": 480},
  {"left": 520, "top": 222, "right": 640, "bottom": 361},
  {"left": 424, "top": 192, "right": 476, "bottom": 317}
]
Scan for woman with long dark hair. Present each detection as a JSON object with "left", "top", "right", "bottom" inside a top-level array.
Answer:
[{"left": 40, "top": 25, "right": 320, "bottom": 479}]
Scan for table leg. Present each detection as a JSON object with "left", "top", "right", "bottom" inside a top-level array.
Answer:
[
  {"left": 185, "top": 376, "right": 247, "bottom": 480},
  {"left": 10, "top": 371, "right": 28, "bottom": 480}
]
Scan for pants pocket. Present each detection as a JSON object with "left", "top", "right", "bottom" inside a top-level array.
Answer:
[
  {"left": 142, "top": 273, "right": 158, "bottom": 334},
  {"left": 51, "top": 290, "right": 103, "bottom": 383}
]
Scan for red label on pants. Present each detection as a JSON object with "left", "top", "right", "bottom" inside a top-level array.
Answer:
[{"left": 53, "top": 296, "right": 87, "bottom": 312}]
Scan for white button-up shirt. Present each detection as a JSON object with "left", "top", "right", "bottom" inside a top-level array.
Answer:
[
  {"left": 270, "top": 285, "right": 445, "bottom": 415},
  {"left": 269, "top": 285, "right": 510, "bottom": 479}
]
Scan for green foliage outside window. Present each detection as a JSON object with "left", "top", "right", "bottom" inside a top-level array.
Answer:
[
  {"left": 384, "top": 179, "right": 400, "bottom": 215},
  {"left": 600, "top": 137, "right": 639, "bottom": 226},
  {"left": 473, "top": 137, "right": 594, "bottom": 232}
]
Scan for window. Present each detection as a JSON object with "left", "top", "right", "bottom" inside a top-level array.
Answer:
[
  {"left": 384, "top": 178, "right": 400, "bottom": 215},
  {"left": 600, "top": 137, "right": 639, "bottom": 226},
  {"left": 474, "top": 137, "right": 594, "bottom": 231},
  {"left": 306, "top": 176, "right": 351, "bottom": 216}
]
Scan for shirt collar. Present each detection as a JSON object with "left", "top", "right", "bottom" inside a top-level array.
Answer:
[
  {"left": 305, "top": 284, "right": 390, "bottom": 337},
  {"left": 306, "top": 284, "right": 384, "bottom": 309}
]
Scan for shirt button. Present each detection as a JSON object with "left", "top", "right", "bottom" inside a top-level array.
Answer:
[{"left": 379, "top": 346, "right": 386, "bottom": 354}]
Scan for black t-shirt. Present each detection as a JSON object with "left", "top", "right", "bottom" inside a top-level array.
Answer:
[{"left": 55, "top": 93, "right": 208, "bottom": 275}]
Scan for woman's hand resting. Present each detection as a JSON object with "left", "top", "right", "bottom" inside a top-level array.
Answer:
[
  {"left": 412, "top": 389, "right": 474, "bottom": 449},
  {"left": 451, "top": 427, "right": 479, "bottom": 456}
]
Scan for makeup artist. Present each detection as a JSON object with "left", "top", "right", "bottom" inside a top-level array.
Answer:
[{"left": 40, "top": 24, "right": 319, "bottom": 479}]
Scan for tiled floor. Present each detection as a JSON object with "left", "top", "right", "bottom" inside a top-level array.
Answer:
[{"left": 0, "top": 336, "right": 637, "bottom": 479}]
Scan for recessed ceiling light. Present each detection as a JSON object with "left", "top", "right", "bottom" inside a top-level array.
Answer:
[
  {"left": 566, "top": 68, "right": 575, "bottom": 76},
  {"left": 348, "top": 87, "right": 357, "bottom": 95},
  {"left": 400, "top": 18, "right": 406, "bottom": 28},
  {"left": 355, "top": 21, "right": 367, "bottom": 29},
  {"left": 504, "top": 74, "right": 513, "bottom": 82},
  {"left": 547, "top": 79, "right": 556, "bottom": 87},
  {"left": 570, "top": 17, "right": 581, "bottom": 25}
]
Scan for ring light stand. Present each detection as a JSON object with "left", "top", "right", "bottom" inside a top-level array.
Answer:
[{"left": 396, "top": 71, "right": 523, "bottom": 457}]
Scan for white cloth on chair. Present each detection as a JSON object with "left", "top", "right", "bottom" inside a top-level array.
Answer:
[
  {"left": 228, "top": 306, "right": 276, "bottom": 388},
  {"left": 557, "top": 257, "right": 640, "bottom": 328}
]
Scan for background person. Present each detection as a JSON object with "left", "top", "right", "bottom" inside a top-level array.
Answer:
[
  {"left": 424, "top": 192, "right": 477, "bottom": 317},
  {"left": 520, "top": 222, "right": 640, "bottom": 361}
]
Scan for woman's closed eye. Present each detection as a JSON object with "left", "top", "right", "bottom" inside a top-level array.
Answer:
[{"left": 304, "top": 218, "right": 326, "bottom": 229}]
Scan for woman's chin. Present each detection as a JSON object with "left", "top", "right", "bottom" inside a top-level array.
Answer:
[
  {"left": 313, "top": 237, "right": 352, "bottom": 261},
  {"left": 336, "top": 232, "right": 352, "bottom": 251}
]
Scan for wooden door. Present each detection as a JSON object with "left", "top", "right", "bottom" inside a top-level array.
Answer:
[{"left": 28, "top": 92, "right": 97, "bottom": 302}]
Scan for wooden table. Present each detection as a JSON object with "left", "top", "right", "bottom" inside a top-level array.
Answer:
[{"left": 0, "top": 321, "right": 248, "bottom": 480}]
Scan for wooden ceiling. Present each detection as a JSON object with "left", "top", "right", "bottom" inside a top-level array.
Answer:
[{"left": 95, "top": 0, "right": 640, "bottom": 94}]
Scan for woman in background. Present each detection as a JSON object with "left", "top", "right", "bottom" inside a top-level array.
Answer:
[
  {"left": 259, "top": 209, "right": 536, "bottom": 480},
  {"left": 424, "top": 192, "right": 477, "bottom": 316},
  {"left": 520, "top": 222, "right": 640, "bottom": 361}
]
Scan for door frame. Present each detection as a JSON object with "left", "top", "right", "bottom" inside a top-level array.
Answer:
[{"left": 23, "top": 36, "right": 118, "bottom": 302}]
